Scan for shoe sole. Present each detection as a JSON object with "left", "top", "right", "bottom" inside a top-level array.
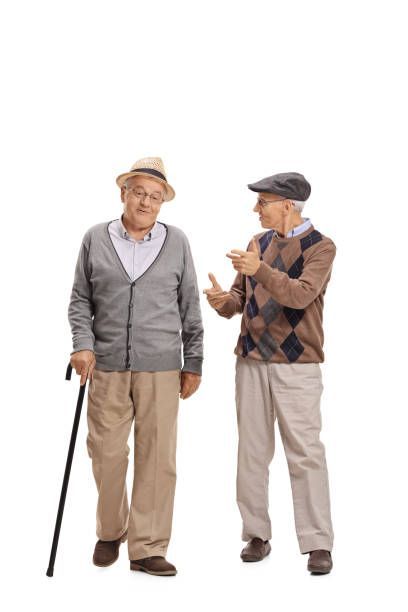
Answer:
[
  {"left": 93, "top": 531, "right": 128, "bottom": 567},
  {"left": 241, "top": 547, "right": 271, "bottom": 562},
  {"left": 93, "top": 554, "right": 119, "bottom": 568},
  {"left": 130, "top": 564, "right": 177, "bottom": 576},
  {"left": 308, "top": 566, "right": 332, "bottom": 574}
]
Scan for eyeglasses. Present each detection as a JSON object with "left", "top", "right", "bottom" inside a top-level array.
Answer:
[
  {"left": 256, "top": 197, "right": 288, "bottom": 209},
  {"left": 125, "top": 187, "right": 164, "bottom": 205}
]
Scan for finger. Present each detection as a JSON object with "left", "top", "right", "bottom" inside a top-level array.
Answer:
[
  {"left": 203, "top": 288, "right": 226, "bottom": 295},
  {"left": 182, "top": 384, "right": 194, "bottom": 400},
  {"left": 185, "top": 381, "right": 200, "bottom": 399},
  {"left": 182, "top": 378, "right": 196, "bottom": 398},
  {"left": 230, "top": 249, "right": 248, "bottom": 255},
  {"left": 88, "top": 362, "right": 95, "bottom": 381},
  {"left": 226, "top": 252, "right": 242, "bottom": 259},
  {"left": 179, "top": 378, "right": 187, "bottom": 399},
  {"left": 207, "top": 290, "right": 227, "bottom": 300},
  {"left": 80, "top": 367, "right": 88, "bottom": 386},
  {"left": 209, "top": 299, "right": 228, "bottom": 309},
  {"left": 208, "top": 272, "right": 222, "bottom": 290},
  {"left": 211, "top": 295, "right": 229, "bottom": 305}
]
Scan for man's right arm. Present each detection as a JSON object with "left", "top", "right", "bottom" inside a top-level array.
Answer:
[
  {"left": 68, "top": 237, "right": 95, "bottom": 354},
  {"left": 215, "top": 270, "right": 246, "bottom": 319}
]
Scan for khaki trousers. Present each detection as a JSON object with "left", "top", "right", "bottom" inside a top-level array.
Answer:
[
  {"left": 235, "top": 355, "right": 334, "bottom": 553},
  {"left": 86, "top": 368, "right": 180, "bottom": 560}
]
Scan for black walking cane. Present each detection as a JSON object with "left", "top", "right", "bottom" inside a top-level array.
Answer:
[{"left": 46, "top": 362, "right": 88, "bottom": 577}]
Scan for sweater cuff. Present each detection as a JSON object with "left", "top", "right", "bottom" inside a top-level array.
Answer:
[
  {"left": 182, "top": 358, "right": 203, "bottom": 376},
  {"left": 215, "top": 296, "right": 237, "bottom": 319},
  {"left": 71, "top": 337, "right": 95, "bottom": 354}
]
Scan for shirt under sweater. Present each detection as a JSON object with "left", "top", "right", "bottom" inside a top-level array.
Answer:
[
  {"left": 68, "top": 220, "right": 204, "bottom": 375},
  {"left": 108, "top": 215, "right": 167, "bottom": 281},
  {"left": 216, "top": 222, "right": 336, "bottom": 363}
]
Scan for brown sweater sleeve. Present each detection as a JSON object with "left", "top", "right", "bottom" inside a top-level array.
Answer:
[
  {"left": 253, "top": 241, "right": 336, "bottom": 309},
  {"left": 216, "top": 270, "right": 247, "bottom": 319}
]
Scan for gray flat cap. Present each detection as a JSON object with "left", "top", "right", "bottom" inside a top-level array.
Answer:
[{"left": 248, "top": 171, "right": 311, "bottom": 201}]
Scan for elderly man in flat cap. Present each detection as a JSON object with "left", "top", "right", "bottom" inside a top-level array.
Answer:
[
  {"left": 204, "top": 172, "right": 336, "bottom": 574},
  {"left": 68, "top": 157, "right": 203, "bottom": 576}
]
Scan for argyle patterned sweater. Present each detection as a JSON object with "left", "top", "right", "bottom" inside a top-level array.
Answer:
[{"left": 216, "top": 224, "right": 336, "bottom": 363}]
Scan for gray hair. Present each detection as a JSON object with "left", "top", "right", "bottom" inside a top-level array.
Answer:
[{"left": 291, "top": 199, "right": 306, "bottom": 213}]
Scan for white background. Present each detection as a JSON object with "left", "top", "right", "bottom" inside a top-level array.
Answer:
[{"left": 1, "top": 1, "right": 407, "bottom": 610}]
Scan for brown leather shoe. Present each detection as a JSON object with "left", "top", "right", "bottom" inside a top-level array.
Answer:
[
  {"left": 240, "top": 538, "right": 271, "bottom": 562},
  {"left": 307, "top": 549, "right": 333, "bottom": 574},
  {"left": 93, "top": 529, "right": 128, "bottom": 567},
  {"left": 130, "top": 556, "right": 177, "bottom": 576}
]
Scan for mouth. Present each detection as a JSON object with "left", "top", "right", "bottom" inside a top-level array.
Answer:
[{"left": 137, "top": 209, "right": 150, "bottom": 214}]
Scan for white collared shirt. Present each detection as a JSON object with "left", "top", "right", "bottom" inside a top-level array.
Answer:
[
  {"left": 273, "top": 217, "right": 312, "bottom": 239},
  {"left": 107, "top": 214, "right": 167, "bottom": 281}
]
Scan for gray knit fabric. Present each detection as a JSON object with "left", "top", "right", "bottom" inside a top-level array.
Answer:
[{"left": 68, "top": 220, "right": 204, "bottom": 375}]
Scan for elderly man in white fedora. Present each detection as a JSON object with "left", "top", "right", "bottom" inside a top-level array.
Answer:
[
  {"left": 204, "top": 172, "right": 336, "bottom": 575},
  {"left": 68, "top": 157, "right": 203, "bottom": 576}
]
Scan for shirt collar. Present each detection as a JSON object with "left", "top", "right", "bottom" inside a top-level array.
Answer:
[
  {"left": 119, "top": 214, "right": 159, "bottom": 242},
  {"left": 273, "top": 217, "right": 312, "bottom": 239}
]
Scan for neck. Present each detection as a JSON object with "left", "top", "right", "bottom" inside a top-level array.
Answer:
[{"left": 275, "top": 214, "right": 303, "bottom": 237}]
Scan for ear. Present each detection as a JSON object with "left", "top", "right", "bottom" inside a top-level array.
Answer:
[
  {"left": 120, "top": 186, "right": 126, "bottom": 203},
  {"left": 283, "top": 199, "right": 292, "bottom": 214}
]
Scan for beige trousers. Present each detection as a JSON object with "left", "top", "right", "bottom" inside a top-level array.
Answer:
[
  {"left": 86, "top": 368, "right": 180, "bottom": 560},
  {"left": 235, "top": 355, "right": 334, "bottom": 553}
]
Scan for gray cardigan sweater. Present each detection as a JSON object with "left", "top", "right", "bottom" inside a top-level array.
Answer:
[{"left": 68, "top": 220, "right": 204, "bottom": 375}]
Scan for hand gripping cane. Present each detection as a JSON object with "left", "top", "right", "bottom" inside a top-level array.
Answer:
[{"left": 46, "top": 363, "right": 88, "bottom": 577}]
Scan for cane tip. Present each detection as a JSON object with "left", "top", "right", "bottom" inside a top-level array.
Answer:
[{"left": 46, "top": 567, "right": 54, "bottom": 577}]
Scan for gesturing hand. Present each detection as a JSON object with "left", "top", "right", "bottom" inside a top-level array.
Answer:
[
  {"left": 203, "top": 273, "right": 231, "bottom": 311},
  {"left": 226, "top": 238, "right": 261, "bottom": 276}
]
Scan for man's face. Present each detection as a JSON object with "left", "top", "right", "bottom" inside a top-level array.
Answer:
[
  {"left": 121, "top": 175, "right": 165, "bottom": 227},
  {"left": 253, "top": 192, "right": 288, "bottom": 228}
]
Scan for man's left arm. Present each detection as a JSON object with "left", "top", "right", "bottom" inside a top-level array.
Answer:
[
  {"left": 253, "top": 241, "right": 337, "bottom": 309},
  {"left": 178, "top": 235, "right": 204, "bottom": 398}
]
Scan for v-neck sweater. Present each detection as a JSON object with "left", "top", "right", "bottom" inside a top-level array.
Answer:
[
  {"left": 216, "top": 223, "right": 336, "bottom": 363},
  {"left": 68, "top": 220, "right": 204, "bottom": 374}
]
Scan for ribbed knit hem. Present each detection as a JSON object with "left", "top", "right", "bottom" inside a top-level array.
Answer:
[
  {"left": 71, "top": 338, "right": 95, "bottom": 353},
  {"left": 95, "top": 352, "right": 183, "bottom": 372},
  {"left": 182, "top": 357, "right": 203, "bottom": 376}
]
